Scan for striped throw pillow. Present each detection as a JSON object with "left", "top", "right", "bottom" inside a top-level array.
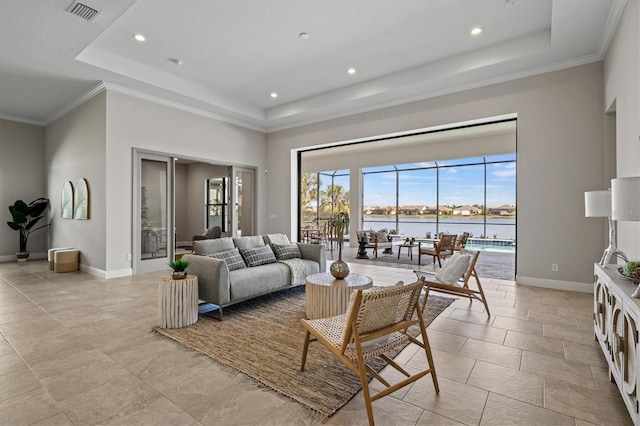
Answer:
[
  {"left": 208, "top": 248, "right": 247, "bottom": 271},
  {"left": 271, "top": 243, "right": 302, "bottom": 260},
  {"left": 239, "top": 246, "right": 277, "bottom": 267}
]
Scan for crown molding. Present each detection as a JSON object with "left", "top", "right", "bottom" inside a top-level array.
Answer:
[
  {"left": 596, "top": 0, "right": 627, "bottom": 58},
  {"left": 266, "top": 54, "right": 603, "bottom": 133},
  {"left": 100, "top": 82, "right": 267, "bottom": 132},
  {"left": 43, "top": 82, "right": 107, "bottom": 125},
  {"left": 0, "top": 114, "right": 43, "bottom": 126}
]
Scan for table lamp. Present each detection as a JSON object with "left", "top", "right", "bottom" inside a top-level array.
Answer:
[
  {"left": 612, "top": 177, "right": 640, "bottom": 222},
  {"left": 612, "top": 176, "right": 640, "bottom": 296},
  {"left": 585, "top": 189, "right": 626, "bottom": 266}
]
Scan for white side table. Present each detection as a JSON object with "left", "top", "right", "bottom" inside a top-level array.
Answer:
[
  {"left": 305, "top": 272, "right": 373, "bottom": 319},
  {"left": 158, "top": 275, "right": 199, "bottom": 328}
]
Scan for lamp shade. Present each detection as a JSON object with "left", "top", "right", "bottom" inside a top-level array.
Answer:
[
  {"left": 585, "top": 190, "right": 611, "bottom": 217},
  {"left": 612, "top": 177, "right": 640, "bottom": 221}
]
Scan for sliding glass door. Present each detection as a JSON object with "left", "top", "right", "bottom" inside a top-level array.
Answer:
[{"left": 134, "top": 151, "right": 174, "bottom": 274}]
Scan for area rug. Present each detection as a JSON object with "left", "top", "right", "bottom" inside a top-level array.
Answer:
[{"left": 154, "top": 286, "right": 453, "bottom": 421}]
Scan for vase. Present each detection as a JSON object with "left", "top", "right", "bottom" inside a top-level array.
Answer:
[{"left": 330, "top": 259, "right": 350, "bottom": 279}]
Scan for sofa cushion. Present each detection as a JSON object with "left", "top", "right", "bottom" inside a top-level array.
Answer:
[
  {"left": 208, "top": 248, "right": 246, "bottom": 271},
  {"left": 229, "top": 263, "right": 291, "bottom": 301},
  {"left": 239, "top": 245, "right": 277, "bottom": 267},
  {"left": 271, "top": 243, "right": 302, "bottom": 260},
  {"left": 233, "top": 235, "right": 266, "bottom": 249},
  {"left": 194, "top": 237, "right": 235, "bottom": 255}
]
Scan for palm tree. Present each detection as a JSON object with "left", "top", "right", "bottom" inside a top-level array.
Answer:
[
  {"left": 300, "top": 173, "right": 320, "bottom": 222},
  {"left": 320, "top": 184, "right": 350, "bottom": 218}
]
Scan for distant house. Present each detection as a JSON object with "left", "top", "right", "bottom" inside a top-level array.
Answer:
[
  {"left": 422, "top": 205, "right": 453, "bottom": 215},
  {"left": 452, "top": 205, "right": 482, "bottom": 216},
  {"left": 489, "top": 204, "right": 516, "bottom": 215},
  {"left": 398, "top": 205, "right": 426, "bottom": 215},
  {"left": 438, "top": 205, "right": 453, "bottom": 215}
]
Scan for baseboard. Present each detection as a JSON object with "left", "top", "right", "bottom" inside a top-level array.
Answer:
[
  {"left": 0, "top": 252, "right": 46, "bottom": 263},
  {"left": 79, "top": 264, "right": 132, "bottom": 279},
  {"left": 516, "top": 275, "right": 592, "bottom": 293}
]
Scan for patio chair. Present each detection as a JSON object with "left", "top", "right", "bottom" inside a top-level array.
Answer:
[
  {"left": 418, "top": 234, "right": 456, "bottom": 266},
  {"left": 454, "top": 232, "right": 469, "bottom": 251},
  {"left": 414, "top": 250, "right": 490, "bottom": 316},
  {"left": 300, "top": 281, "right": 439, "bottom": 426}
]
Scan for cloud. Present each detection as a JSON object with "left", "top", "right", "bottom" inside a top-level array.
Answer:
[{"left": 491, "top": 168, "right": 516, "bottom": 178}]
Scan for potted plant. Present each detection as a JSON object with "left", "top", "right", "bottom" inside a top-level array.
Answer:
[
  {"left": 168, "top": 258, "right": 190, "bottom": 280},
  {"left": 6, "top": 198, "right": 50, "bottom": 261}
]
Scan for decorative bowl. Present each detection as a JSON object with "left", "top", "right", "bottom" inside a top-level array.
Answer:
[{"left": 617, "top": 267, "right": 640, "bottom": 284}]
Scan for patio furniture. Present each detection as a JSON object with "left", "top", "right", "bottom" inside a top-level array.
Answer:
[
  {"left": 300, "top": 281, "right": 439, "bottom": 426},
  {"left": 454, "top": 232, "right": 470, "bottom": 251},
  {"left": 418, "top": 234, "right": 456, "bottom": 266},
  {"left": 414, "top": 250, "right": 490, "bottom": 316},
  {"left": 357, "top": 230, "right": 393, "bottom": 258}
]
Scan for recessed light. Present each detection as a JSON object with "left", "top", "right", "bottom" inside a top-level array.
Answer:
[
  {"left": 299, "top": 32, "right": 310, "bottom": 39},
  {"left": 505, "top": 0, "right": 516, "bottom": 6},
  {"left": 470, "top": 27, "right": 483, "bottom": 36},
  {"left": 347, "top": 67, "right": 356, "bottom": 75},
  {"left": 270, "top": 92, "right": 278, "bottom": 98},
  {"left": 133, "top": 33, "right": 146, "bottom": 42}
]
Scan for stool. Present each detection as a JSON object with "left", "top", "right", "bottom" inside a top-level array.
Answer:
[
  {"left": 48, "top": 247, "right": 71, "bottom": 270},
  {"left": 54, "top": 249, "right": 79, "bottom": 273}
]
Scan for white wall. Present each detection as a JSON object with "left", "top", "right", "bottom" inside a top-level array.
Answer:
[
  {"left": 267, "top": 62, "right": 606, "bottom": 288},
  {"left": 0, "top": 119, "right": 46, "bottom": 259},
  {"left": 105, "top": 91, "right": 266, "bottom": 274},
  {"left": 45, "top": 93, "right": 107, "bottom": 269},
  {"left": 604, "top": 0, "right": 640, "bottom": 260}
]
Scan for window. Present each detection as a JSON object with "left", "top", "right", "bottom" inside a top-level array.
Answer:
[{"left": 362, "top": 156, "right": 516, "bottom": 241}]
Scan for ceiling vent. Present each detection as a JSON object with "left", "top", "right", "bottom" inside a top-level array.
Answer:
[{"left": 66, "top": 2, "right": 99, "bottom": 21}]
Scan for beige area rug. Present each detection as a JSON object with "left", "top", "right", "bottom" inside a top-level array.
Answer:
[{"left": 154, "top": 286, "right": 453, "bottom": 421}]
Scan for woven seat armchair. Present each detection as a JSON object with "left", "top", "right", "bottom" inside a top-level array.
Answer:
[{"left": 300, "top": 281, "right": 439, "bottom": 426}]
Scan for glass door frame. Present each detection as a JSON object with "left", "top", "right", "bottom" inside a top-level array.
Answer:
[{"left": 133, "top": 150, "right": 175, "bottom": 274}]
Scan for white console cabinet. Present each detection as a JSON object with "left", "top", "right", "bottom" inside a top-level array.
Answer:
[{"left": 594, "top": 264, "right": 640, "bottom": 424}]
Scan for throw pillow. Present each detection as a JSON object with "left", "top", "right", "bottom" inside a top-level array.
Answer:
[
  {"left": 435, "top": 252, "right": 471, "bottom": 284},
  {"left": 208, "top": 248, "right": 247, "bottom": 271},
  {"left": 265, "top": 234, "right": 290, "bottom": 245},
  {"left": 271, "top": 243, "right": 302, "bottom": 260},
  {"left": 239, "top": 246, "right": 277, "bottom": 267}
]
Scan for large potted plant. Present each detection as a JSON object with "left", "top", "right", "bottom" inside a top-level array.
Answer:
[{"left": 6, "top": 198, "right": 50, "bottom": 261}]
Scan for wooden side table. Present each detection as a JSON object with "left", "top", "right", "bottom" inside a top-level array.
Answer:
[
  {"left": 158, "top": 274, "right": 199, "bottom": 329},
  {"left": 397, "top": 243, "right": 418, "bottom": 260},
  {"left": 305, "top": 272, "right": 373, "bottom": 319}
]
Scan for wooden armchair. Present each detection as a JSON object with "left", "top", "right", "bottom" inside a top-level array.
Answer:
[
  {"left": 418, "top": 234, "right": 456, "bottom": 266},
  {"left": 362, "top": 230, "right": 393, "bottom": 258},
  {"left": 300, "top": 282, "right": 439, "bottom": 426},
  {"left": 414, "top": 250, "right": 490, "bottom": 316},
  {"left": 454, "top": 232, "right": 469, "bottom": 251}
]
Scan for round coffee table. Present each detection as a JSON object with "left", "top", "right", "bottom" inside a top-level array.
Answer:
[{"left": 305, "top": 272, "right": 373, "bottom": 319}]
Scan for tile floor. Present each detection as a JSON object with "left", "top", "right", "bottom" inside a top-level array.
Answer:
[{"left": 0, "top": 259, "right": 631, "bottom": 425}]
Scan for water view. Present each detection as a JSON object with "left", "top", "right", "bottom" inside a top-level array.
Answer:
[{"left": 362, "top": 217, "right": 516, "bottom": 241}]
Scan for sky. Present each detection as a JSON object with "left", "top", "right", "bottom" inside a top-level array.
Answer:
[{"left": 321, "top": 156, "right": 516, "bottom": 208}]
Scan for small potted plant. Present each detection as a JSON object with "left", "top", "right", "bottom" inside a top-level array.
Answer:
[
  {"left": 6, "top": 198, "right": 50, "bottom": 261},
  {"left": 168, "top": 258, "right": 190, "bottom": 280}
]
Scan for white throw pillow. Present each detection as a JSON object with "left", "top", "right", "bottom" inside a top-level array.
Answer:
[{"left": 435, "top": 252, "right": 471, "bottom": 284}]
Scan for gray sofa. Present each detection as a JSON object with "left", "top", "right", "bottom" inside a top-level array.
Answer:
[{"left": 183, "top": 234, "right": 325, "bottom": 319}]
